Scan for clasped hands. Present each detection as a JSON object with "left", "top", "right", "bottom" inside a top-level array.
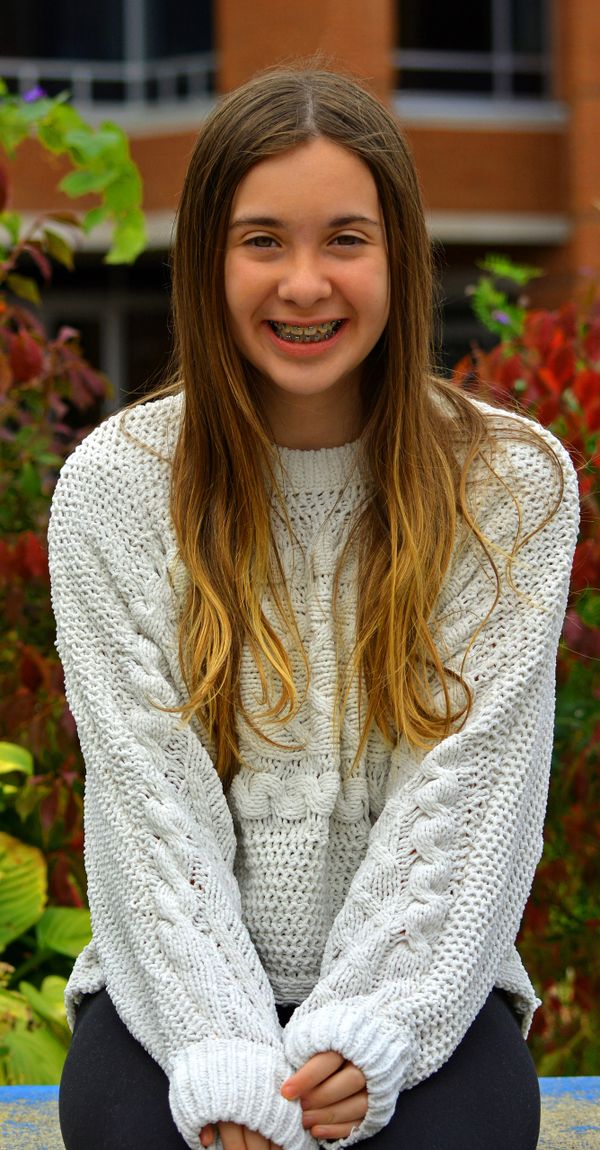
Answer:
[{"left": 200, "top": 1050, "right": 368, "bottom": 1150}]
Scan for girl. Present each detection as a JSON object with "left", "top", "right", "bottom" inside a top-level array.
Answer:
[{"left": 51, "top": 66, "right": 579, "bottom": 1150}]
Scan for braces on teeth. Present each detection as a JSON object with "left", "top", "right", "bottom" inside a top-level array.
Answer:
[{"left": 270, "top": 320, "right": 343, "bottom": 343}]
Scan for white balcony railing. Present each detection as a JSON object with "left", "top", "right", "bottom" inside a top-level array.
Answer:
[{"left": 0, "top": 52, "right": 216, "bottom": 105}]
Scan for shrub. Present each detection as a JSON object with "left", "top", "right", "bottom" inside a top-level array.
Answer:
[
  {"left": 454, "top": 255, "right": 600, "bottom": 1074},
  {"left": 0, "top": 82, "right": 145, "bottom": 1083}
]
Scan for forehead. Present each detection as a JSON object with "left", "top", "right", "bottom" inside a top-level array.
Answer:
[{"left": 230, "top": 137, "right": 382, "bottom": 220}]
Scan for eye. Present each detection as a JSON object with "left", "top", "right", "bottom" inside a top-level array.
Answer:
[
  {"left": 244, "top": 234, "right": 279, "bottom": 249},
  {"left": 330, "top": 233, "right": 366, "bottom": 247}
]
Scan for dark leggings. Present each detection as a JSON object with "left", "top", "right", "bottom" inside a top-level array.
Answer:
[{"left": 59, "top": 987, "right": 540, "bottom": 1150}]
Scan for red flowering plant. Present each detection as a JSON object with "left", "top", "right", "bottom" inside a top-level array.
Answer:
[
  {"left": 453, "top": 255, "right": 600, "bottom": 1073},
  {"left": 0, "top": 82, "right": 145, "bottom": 1082}
]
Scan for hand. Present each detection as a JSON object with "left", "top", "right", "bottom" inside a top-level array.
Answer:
[
  {"left": 200, "top": 1122, "right": 282, "bottom": 1150},
  {"left": 281, "top": 1051, "right": 368, "bottom": 1141}
]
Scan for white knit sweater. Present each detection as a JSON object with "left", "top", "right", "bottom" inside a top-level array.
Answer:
[{"left": 48, "top": 392, "right": 578, "bottom": 1150}]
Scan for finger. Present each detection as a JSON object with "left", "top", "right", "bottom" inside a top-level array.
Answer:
[
  {"left": 301, "top": 1090, "right": 368, "bottom": 1130},
  {"left": 281, "top": 1052, "right": 345, "bottom": 1098},
  {"left": 200, "top": 1125, "right": 215, "bottom": 1146},
  {"left": 297, "top": 1064, "right": 366, "bottom": 1109},
  {"left": 310, "top": 1123, "right": 362, "bottom": 1140},
  {"left": 243, "top": 1128, "right": 271, "bottom": 1150},
  {"left": 218, "top": 1122, "right": 248, "bottom": 1150}
]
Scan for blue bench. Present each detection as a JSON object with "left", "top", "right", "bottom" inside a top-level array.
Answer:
[{"left": 1, "top": 1079, "right": 599, "bottom": 1148}]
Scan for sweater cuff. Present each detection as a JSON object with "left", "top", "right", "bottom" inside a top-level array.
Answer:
[
  {"left": 169, "top": 1038, "right": 319, "bottom": 1150},
  {"left": 283, "top": 1004, "right": 413, "bottom": 1149}
]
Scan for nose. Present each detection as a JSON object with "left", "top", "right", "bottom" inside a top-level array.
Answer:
[{"left": 277, "top": 251, "right": 332, "bottom": 309}]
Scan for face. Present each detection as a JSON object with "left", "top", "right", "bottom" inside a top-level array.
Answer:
[{"left": 224, "top": 137, "right": 389, "bottom": 420}]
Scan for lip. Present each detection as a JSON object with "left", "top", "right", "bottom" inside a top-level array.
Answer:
[
  {"left": 263, "top": 319, "right": 348, "bottom": 357},
  {"left": 267, "top": 318, "right": 345, "bottom": 326}
]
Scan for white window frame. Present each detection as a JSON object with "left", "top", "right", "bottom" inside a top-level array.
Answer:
[
  {"left": 394, "top": 0, "right": 553, "bottom": 101},
  {"left": 0, "top": 0, "right": 215, "bottom": 105}
]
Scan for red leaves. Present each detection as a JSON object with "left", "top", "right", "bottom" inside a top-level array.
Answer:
[
  {"left": 0, "top": 532, "right": 49, "bottom": 581},
  {"left": 8, "top": 327, "right": 44, "bottom": 382},
  {"left": 49, "top": 853, "right": 85, "bottom": 907},
  {"left": 0, "top": 349, "right": 11, "bottom": 395},
  {"left": 459, "top": 278, "right": 600, "bottom": 1076},
  {"left": 573, "top": 369, "right": 600, "bottom": 432},
  {"left": 571, "top": 537, "right": 600, "bottom": 593},
  {"left": 455, "top": 287, "right": 599, "bottom": 614}
]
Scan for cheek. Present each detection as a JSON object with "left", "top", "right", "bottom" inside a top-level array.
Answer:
[
  {"left": 366, "top": 271, "right": 390, "bottom": 329},
  {"left": 224, "top": 254, "right": 272, "bottom": 323}
]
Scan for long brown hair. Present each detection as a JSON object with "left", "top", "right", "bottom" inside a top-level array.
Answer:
[{"left": 124, "top": 65, "right": 559, "bottom": 790}]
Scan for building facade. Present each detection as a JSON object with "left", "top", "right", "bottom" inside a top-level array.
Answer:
[{"left": 2, "top": 0, "right": 599, "bottom": 402}]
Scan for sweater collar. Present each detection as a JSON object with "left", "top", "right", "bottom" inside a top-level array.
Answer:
[{"left": 273, "top": 437, "right": 363, "bottom": 495}]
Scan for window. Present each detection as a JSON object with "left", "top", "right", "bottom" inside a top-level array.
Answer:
[
  {"left": 1, "top": 0, "right": 215, "bottom": 104},
  {"left": 395, "top": 0, "right": 551, "bottom": 99}
]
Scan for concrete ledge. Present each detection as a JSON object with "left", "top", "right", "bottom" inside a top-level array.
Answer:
[
  {"left": 1, "top": 1078, "right": 599, "bottom": 1148},
  {"left": 538, "top": 1079, "right": 600, "bottom": 1150}
]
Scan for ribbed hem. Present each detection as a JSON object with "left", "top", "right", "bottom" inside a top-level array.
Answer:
[
  {"left": 169, "top": 1039, "right": 318, "bottom": 1150},
  {"left": 283, "top": 1004, "right": 413, "bottom": 1149}
]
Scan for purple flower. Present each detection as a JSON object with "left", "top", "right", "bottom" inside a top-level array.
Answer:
[
  {"left": 492, "top": 309, "right": 511, "bottom": 326},
  {"left": 23, "top": 86, "right": 47, "bottom": 103}
]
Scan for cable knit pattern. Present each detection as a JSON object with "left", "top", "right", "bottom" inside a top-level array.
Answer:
[{"left": 48, "top": 391, "right": 579, "bottom": 1150}]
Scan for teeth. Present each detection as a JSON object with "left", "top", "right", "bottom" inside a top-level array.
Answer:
[{"left": 270, "top": 320, "right": 343, "bottom": 343}]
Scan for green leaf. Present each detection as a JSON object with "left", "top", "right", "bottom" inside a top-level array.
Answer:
[
  {"left": 0, "top": 989, "right": 68, "bottom": 1085},
  {"left": 36, "top": 906, "right": 92, "bottom": 958},
  {"left": 19, "top": 975, "right": 69, "bottom": 1031},
  {"left": 19, "top": 460, "right": 42, "bottom": 499},
  {"left": 42, "top": 228, "right": 74, "bottom": 270},
  {"left": 36, "top": 451, "right": 64, "bottom": 466},
  {"left": 0, "top": 211, "right": 21, "bottom": 244},
  {"left": 477, "top": 254, "right": 543, "bottom": 286},
  {"left": 64, "top": 124, "right": 128, "bottom": 166},
  {"left": 0, "top": 742, "right": 33, "bottom": 797},
  {"left": 82, "top": 205, "right": 108, "bottom": 233},
  {"left": 103, "top": 166, "right": 143, "bottom": 212},
  {"left": 105, "top": 209, "right": 147, "bottom": 264},
  {"left": 0, "top": 742, "right": 33, "bottom": 775},
  {"left": 0, "top": 833, "right": 47, "bottom": 953},
  {"left": 575, "top": 589, "right": 600, "bottom": 628},
  {"left": 58, "top": 168, "right": 117, "bottom": 198},
  {"left": 6, "top": 273, "right": 40, "bottom": 304},
  {"left": 36, "top": 102, "right": 83, "bottom": 154}
]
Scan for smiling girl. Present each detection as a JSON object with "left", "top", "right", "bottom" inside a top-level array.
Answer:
[{"left": 50, "top": 66, "right": 578, "bottom": 1150}]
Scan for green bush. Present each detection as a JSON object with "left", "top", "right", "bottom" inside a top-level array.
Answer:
[{"left": 0, "top": 83, "right": 145, "bottom": 1084}]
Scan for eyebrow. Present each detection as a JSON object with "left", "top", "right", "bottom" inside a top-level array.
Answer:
[{"left": 228, "top": 214, "right": 382, "bottom": 229}]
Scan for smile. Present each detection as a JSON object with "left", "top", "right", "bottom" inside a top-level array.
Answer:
[{"left": 269, "top": 320, "right": 344, "bottom": 343}]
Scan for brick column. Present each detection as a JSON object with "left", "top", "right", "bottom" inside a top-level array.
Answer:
[
  {"left": 215, "top": 0, "right": 395, "bottom": 102},
  {"left": 547, "top": 0, "right": 600, "bottom": 288}
]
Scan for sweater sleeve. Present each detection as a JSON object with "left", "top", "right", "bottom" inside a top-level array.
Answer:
[
  {"left": 282, "top": 424, "right": 580, "bottom": 1148},
  {"left": 48, "top": 435, "right": 315, "bottom": 1150}
]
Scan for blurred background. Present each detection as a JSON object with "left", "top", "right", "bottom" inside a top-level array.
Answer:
[{"left": 3, "top": 0, "right": 598, "bottom": 406}]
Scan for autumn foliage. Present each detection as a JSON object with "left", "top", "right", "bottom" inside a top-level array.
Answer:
[
  {"left": 0, "top": 83, "right": 151, "bottom": 1082},
  {"left": 453, "top": 258, "right": 600, "bottom": 1073},
  {"left": 0, "top": 238, "right": 108, "bottom": 920}
]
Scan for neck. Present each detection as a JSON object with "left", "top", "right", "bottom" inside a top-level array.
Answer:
[{"left": 259, "top": 379, "right": 362, "bottom": 450}]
